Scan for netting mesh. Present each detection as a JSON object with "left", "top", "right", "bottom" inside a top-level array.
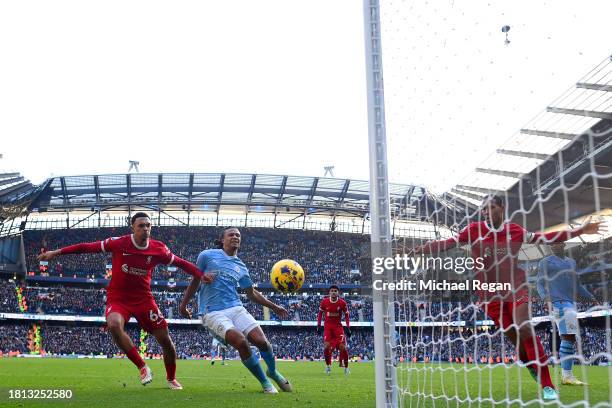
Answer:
[{"left": 376, "top": 1, "right": 612, "bottom": 406}]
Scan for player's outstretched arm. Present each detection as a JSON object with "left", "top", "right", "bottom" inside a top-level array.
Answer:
[
  {"left": 179, "top": 277, "right": 201, "bottom": 319},
  {"left": 170, "top": 254, "right": 214, "bottom": 283},
  {"left": 316, "top": 308, "right": 323, "bottom": 333},
  {"left": 245, "top": 287, "right": 289, "bottom": 319},
  {"left": 37, "top": 241, "right": 105, "bottom": 261},
  {"left": 529, "top": 220, "right": 607, "bottom": 244},
  {"left": 344, "top": 308, "right": 351, "bottom": 338},
  {"left": 344, "top": 307, "right": 351, "bottom": 328}
]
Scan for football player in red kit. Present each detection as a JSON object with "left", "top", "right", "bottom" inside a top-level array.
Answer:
[
  {"left": 37, "top": 212, "right": 214, "bottom": 390},
  {"left": 317, "top": 285, "right": 351, "bottom": 375},
  {"left": 415, "top": 195, "right": 605, "bottom": 400}
]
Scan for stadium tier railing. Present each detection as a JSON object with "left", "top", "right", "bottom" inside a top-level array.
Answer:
[
  {"left": 1, "top": 273, "right": 362, "bottom": 291},
  {"left": 1, "top": 309, "right": 610, "bottom": 327}
]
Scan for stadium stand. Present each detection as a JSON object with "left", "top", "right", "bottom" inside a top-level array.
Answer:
[
  {"left": 0, "top": 322, "right": 375, "bottom": 361},
  {"left": 1, "top": 278, "right": 605, "bottom": 324},
  {"left": 23, "top": 227, "right": 367, "bottom": 284},
  {"left": 1, "top": 319, "right": 609, "bottom": 364},
  {"left": 0, "top": 225, "right": 609, "bottom": 367}
]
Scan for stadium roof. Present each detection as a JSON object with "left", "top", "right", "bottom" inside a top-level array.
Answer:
[
  {"left": 0, "top": 172, "right": 467, "bottom": 224},
  {"left": 0, "top": 172, "right": 31, "bottom": 198},
  {"left": 0, "top": 172, "right": 42, "bottom": 222},
  {"left": 444, "top": 55, "right": 612, "bottom": 229}
]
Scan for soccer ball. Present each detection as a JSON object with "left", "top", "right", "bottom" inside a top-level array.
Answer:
[{"left": 270, "top": 259, "right": 305, "bottom": 293}]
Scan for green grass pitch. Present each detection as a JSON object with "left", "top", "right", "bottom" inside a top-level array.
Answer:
[
  {"left": 0, "top": 359, "right": 373, "bottom": 408},
  {"left": 400, "top": 363, "right": 611, "bottom": 407},
  {"left": 0, "top": 359, "right": 610, "bottom": 407}
]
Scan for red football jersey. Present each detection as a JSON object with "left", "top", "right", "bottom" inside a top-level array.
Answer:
[
  {"left": 454, "top": 221, "right": 532, "bottom": 300},
  {"left": 319, "top": 297, "right": 348, "bottom": 328},
  {"left": 101, "top": 234, "right": 175, "bottom": 303}
]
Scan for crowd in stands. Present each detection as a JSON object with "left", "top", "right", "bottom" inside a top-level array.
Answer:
[
  {"left": 1, "top": 322, "right": 609, "bottom": 366},
  {"left": 0, "top": 279, "right": 20, "bottom": 313},
  {"left": 580, "top": 326, "right": 611, "bottom": 364},
  {"left": 22, "top": 228, "right": 611, "bottom": 297},
  {"left": 41, "top": 325, "right": 138, "bottom": 356},
  {"left": 0, "top": 323, "right": 372, "bottom": 360},
  {"left": 244, "top": 294, "right": 373, "bottom": 321},
  {"left": 23, "top": 286, "right": 107, "bottom": 316},
  {"left": 24, "top": 227, "right": 367, "bottom": 284},
  {"left": 146, "top": 327, "right": 375, "bottom": 360},
  {"left": 2, "top": 227, "right": 608, "bottom": 368},
  {"left": 399, "top": 325, "right": 610, "bottom": 365},
  {"left": 0, "top": 324, "right": 28, "bottom": 354},
  {"left": 1, "top": 278, "right": 607, "bottom": 324},
  {"left": 0, "top": 280, "right": 372, "bottom": 321}
]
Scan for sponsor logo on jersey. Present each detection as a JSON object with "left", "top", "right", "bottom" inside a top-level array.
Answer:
[
  {"left": 129, "top": 267, "right": 148, "bottom": 276},
  {"left": 146, "top": 256, "right": 152, "bottom": 264},
  {"left": 121, "top": 263, "right": 148, "bottom": 276},
  {"left": 483, "top": 246, "right": 511, "bottom": 258}
]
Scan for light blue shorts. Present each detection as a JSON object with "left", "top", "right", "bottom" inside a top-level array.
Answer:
[{"left": 552, "top": 301, "right": 579, "bottom": 335}]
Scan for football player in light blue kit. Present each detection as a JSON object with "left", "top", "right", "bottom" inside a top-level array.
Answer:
[
  {"left": 179, "top": 226, "right": 292, "bottom": 394},
  {"left": 537, "top": 242, "right": 597, "bottom": 386}
]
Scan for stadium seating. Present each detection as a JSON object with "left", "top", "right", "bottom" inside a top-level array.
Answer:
[
  {"left": 0, "top": 228, "right": 608, "bottom": 365},
  {"left": 0, "top": 279, "right": 603, "bottom": 322},
  {"left": 23, "top": 227, "right": 367, "bottom": 283},
  {"left": 0, "top": 323, "right": 374, "bottom": 360},
  {"left": 1, "top": 321, "right": 609, "bottom": 364}
]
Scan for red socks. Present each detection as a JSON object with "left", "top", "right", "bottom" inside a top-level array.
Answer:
[
  {"left": 340, "top": 349, "right": 349, "bottom": 368},
  {"left": 324, "top": 348, "right": 332, "bottom": 366},
  {"left": 522, "top": 336, "right": 554, "bottom": 389},
  {"left": 126, "top": 346, "right": 146, "bottom": 369},
  {"left": 165, "top": 361, "right": 176, "bottom": 381},
  {"left": 125, "top": 345, "right": 177, "bottom": 382},
  {"left": 323, "top": 348, "right": 349, "bottom": 367}
]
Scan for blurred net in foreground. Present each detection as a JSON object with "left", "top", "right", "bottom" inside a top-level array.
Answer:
[{"left": 376, "top": 1, "right": 612, "bottom": 404}]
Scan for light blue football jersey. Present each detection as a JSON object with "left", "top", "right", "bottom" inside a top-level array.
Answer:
[
  {"left": 537, "top": 255, "right": 593, "bottom": 303},
  {"left": 196, "top": 249, "right": 253, "bottom": 314}
]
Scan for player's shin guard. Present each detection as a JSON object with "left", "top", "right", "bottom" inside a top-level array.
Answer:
[
  {"left": 242, "top": 354, "right": 271, "bottom": 387},
  {"left": 324, "top": 347, "right": 332, "bottom": 366},
  {"left": 340, "top": 349, "right": 349, "bottom": 368},
  {"left": 522, "top": 336, "right": 554, "bottom": 389},
  {"left": 260, "top": 344, "right": 277, "bottom": 376},
  {"left": 165, "top": 361, "right": 176, "bottom": 381},
  {"left": 560, "top": 340, "right": 575, "bottom": 377},
  {"left": 126, "top": 345, "right": 146, "bottom": 369}
]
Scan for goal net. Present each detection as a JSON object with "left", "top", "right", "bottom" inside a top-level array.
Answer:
[{"left": 368, "top": 0, "right": 612, "bottom": 406}]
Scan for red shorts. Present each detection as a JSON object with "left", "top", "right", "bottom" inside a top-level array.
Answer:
[
  {"left": 105, "top": 297, "right": 167, "bottom": 333},
  {"left": 324, "top": 326, "right": 346, "bottom": 348},
  {"left": 482, "top": 292, "right": 529, "bottom": 330}
]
